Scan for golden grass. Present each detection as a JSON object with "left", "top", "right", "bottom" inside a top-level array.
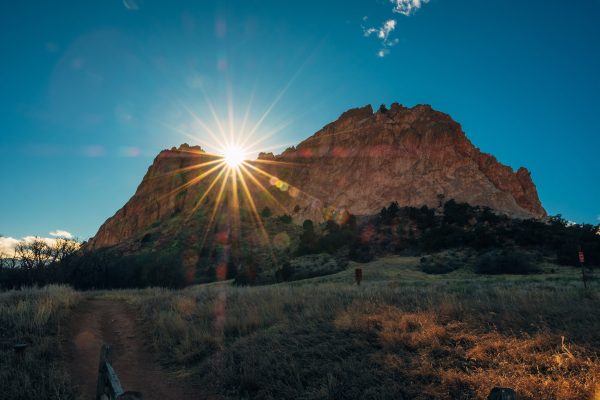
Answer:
[
  {"left": 0, "top": 285, "right": 80, "bottom": 400},
  {"left": 99, "top": 263, "right": 600, "bottom": 400}
]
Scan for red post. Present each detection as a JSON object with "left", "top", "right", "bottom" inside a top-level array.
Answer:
[
  {"left": 579, "top": 246, "right": 587, "bottom": 289},
  {"left": 355, "top": 268, "right": 363, "bottom": 286}
]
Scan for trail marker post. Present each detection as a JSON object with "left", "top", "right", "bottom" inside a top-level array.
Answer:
[
  {"left": 579, "top": 246, "right": 587, "bottom": 289},
  {"left": 355, "top": 268, "right": 363, "bottom": 286}
]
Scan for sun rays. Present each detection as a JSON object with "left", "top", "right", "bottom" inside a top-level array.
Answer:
[
  {"left": 222, "top": 145, "right": 245, "bottom": 168},
  {"left": 155, "top": 90, "right": 316, "bottom": 283}
]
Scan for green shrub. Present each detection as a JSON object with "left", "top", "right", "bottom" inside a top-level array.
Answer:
[
  {"left": 277, "top": 214, "right": 293, "bottom": 224},
  {"left": 475, "top": 249, "right": 538, "bottom": 275},
  {"left": 285, "top": 253, "right": 347, "bottom": 281},
  {"left": 420, "top": 257, "right": 457, "bottom": 274},
  {"left": 260, "top": 207, "right": 272, "bottom": 218},
  {"left": 274, "top": 261, "right": 294, "bottom": 281},
  {"left": 349, "top": 243, "right": 374, "bottom": 263}
]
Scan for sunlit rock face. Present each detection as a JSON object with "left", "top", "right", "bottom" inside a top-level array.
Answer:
[
  {"left": 261, "top": 103, "right": 545, "bottom": 222},
  {"left": 86, "top": 104, "right": 545, "bottom": 250}
]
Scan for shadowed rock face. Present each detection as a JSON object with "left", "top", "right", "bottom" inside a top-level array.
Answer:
[
  {"left": 86, "top": 144, "right": 216, "bottom": 250},
  {"left": 86, "top": 104, "right": 545, "bottom": 250}
]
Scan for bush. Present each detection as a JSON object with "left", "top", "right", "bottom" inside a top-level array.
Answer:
[
  {"left": 419, "top": 250, "right": 469, "bottom": 274},
  {"left": 284, "top": 254, "right": 347, "bottom": 281},
  {"left": 349, "top": 243, "right": 374, "bottom": 263},
  {"left": 261, "top": 207, "right": 272, "bottom": 218},
  {"left": 475, "top": 249, "right": 538, "bottom": 275},
  {"left": 55, "top": 247, "right": 187, "bottom": 289},
  {"left": 277, "top": 214, "right": 293, "bottom": 224},
  {"left": 420, "top": 257, "right": 457, "bottom": 274},
  {"left": 297, "top": 220, "right": 318, "bottom": 255},
  {"left": 233, "top": 265, "right": 258, "bottom": 286},
  {"left": 274, "top": 261, "right": 294, "bottom": 281},
  {"left": 443, "top": 199, "right": 473, "bottom": 225}
]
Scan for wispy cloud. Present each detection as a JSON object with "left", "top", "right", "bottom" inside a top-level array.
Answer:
[
  {"left": 391, "top": 0, "right": 431, "bottom": 16},
  {"left": 123, "top": 0, "right": 141, "bottom": 11},
  {"left": 49, "top": 230, "right": 74, "bottom": 239},
  {"left": 363, "top": 18, "right": 399, "bottom": 57},
  {"left": 362, "top": 0, "right": 432, "bottom": 57}
]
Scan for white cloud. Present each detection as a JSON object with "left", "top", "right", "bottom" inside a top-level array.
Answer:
[
  {"left": 0, "top": 232, "right": 77, "bottom": 258},
  {"left": 363, "top": 19, "right": 399, "bottom": 57},
  {"left": 363, "top": 19, "right": 396, "bottom": 41},
  {"left": 391, "top": 0, "right": 431, "bottom": 16},
  {"left": 0, "top": 237, "right": 20, "bottom": 257},
  {"left": 362, "top": 0, "right": 432, "bottom": 57},
  {"left": 49, "top": 230, "right": 74, "bottom": 239},
  {"left": 380, "top": 19, "right": 397, "bottom": 40}
]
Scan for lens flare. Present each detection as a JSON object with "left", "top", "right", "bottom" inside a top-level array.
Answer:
[
  {"left": 222, "top": 145, "right": 244, "bottom": 168},
  {"left": 161, "top": 79, "right": 324, "bottom": 280}
]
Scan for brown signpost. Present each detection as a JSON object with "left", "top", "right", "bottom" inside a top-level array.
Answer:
[
  {"left": 355, "top": 268, "right": 363, "bottom": 286},
  {"left": 579, "top": 247, "right": 587, "bottom": 289}
]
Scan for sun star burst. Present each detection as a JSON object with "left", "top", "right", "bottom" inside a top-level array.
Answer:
[
  {"left": 222, "top": 145, "right": 245, "bottom": 168},
  {"left": 160, "top": 88, "right": 318, "bottom": 284}
]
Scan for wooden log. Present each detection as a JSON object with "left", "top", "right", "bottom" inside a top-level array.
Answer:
[
  {"left": 13, "top": 343, "right": 28, "bottom": 353},
  {"left": 96, "top": 343, "right": 125, "bottom": 399},
  {"left": 117, "top": 391, "right": 144, "bottom": 400},
  {"left": 96, "top": 344, "right": 111, "bottom": 400},
  {"left": 96, "top": 343, "right": 141, "bottom": 399},
  {"left": 105, "top": 362, "right": 125, "bottom": 397}
]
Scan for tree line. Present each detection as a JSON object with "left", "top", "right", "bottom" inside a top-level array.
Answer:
[{"left": 0, "top": 237, "right": 79, "bottom": 288}]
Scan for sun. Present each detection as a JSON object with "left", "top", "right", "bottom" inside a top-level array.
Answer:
[{"left": 222, "top": 145, "right": 245, "bottom": 168}]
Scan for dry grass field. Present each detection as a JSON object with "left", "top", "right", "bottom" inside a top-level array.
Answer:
[
  {"left": 97, "top": 257, "right": 600, "bottom": 400},
  {"left": 1, "top": 257, "right": 598, "bottom": 399},
  {"left": 0, "top": 285, "right": 80, "bottom": 400}
]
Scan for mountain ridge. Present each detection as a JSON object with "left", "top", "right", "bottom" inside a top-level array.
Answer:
[{"left": 86, "top": 103, "right": 545, "bottom": 251}]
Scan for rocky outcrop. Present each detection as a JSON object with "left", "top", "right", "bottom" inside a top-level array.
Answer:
[
  {"left": 86, "top": 103, "right": 545, "bottom": 250},
  {"left": 260, "top": 103, "right": 545, "bottom": 221},
  {"left": 86, "top": 144, "right": 218, "bottom": 250}
]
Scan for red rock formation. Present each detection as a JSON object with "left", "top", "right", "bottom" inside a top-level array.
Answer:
[
  {"left": 86, "top": 144, "right": 218, "bottom": 250},
  {"left": 86, "top": 104, "right": 545, "bottom": 250},
  {"left": 260, "top": 103, "right": 545, "bottom": 222}
]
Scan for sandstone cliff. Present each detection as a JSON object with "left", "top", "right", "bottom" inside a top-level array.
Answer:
[
  {"left": 86, "top": 103, "right": 545, "bottom": 250},
  {"left": 260, "top": 103, "right": 545, "bottom": 222}
]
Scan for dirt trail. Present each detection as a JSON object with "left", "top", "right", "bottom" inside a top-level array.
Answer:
[{"left": 64, "top": 299, "right": 199, "bottom": 400}]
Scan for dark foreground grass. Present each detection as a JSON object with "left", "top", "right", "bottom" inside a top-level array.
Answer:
[
  {"left": 0, "top": 285, "right": 80, "bottom": 400},
  {"left": 105, "top": 271, "right": 600, "bottom": 400}
]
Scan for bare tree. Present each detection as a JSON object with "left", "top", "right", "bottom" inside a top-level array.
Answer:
[
  {"left": 15, "top": 237, "right": 79, "bottom": 271},
  {"left": 51, "top": 238, "right": 80, "bottom": 262},
  {"left": 0, "top": 250, "right": 17, "bottom": 269},
  {"left": 15, "top": 238, "right": 48, "bottom": 271}
]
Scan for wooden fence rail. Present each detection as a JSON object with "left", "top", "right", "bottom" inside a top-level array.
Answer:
[{"left": 96, "top": 343, "right": 143, "bottom": 400}]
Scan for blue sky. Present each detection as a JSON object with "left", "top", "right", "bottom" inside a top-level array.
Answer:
[{"left": 1, "top": 0, "right": 599, "bottom": 245}]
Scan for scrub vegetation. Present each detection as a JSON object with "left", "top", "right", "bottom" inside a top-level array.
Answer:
[
  {"left": 2, "top": 201, "right": 599, "bottom": 291},
  {"left": 100, "top": 258, "right": 600, "bottom": 400},
  {"left": 2, "top": 199, "right": 599, "bottom": 399},
  {"left": 0, "top": 285, "right": 79, "bottom": 400}
]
